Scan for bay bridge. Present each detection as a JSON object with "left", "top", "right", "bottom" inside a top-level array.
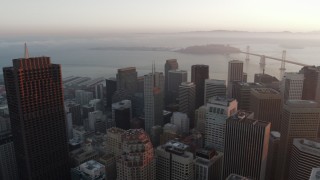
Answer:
[{"left": 240, "top": 46, "right": 311, "bottom": 78}]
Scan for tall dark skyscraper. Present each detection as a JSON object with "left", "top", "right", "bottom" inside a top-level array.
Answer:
[
  {"left": 223, "top": 110, "right": 270, "bottom": 180},
  {"left": 116, "top": 67, "right": 137, "bottom": 94},
  {"left": 250, "top": 88, "right": 282, "bottom": 131},
  {"left": 164, "top": 59, "right": 178, "bottom": 105},
  {"left": 106, "top": 77, "right": 117, "bottom": 108},
  {"left": 191, "top": 64, "right": 209, "bottom": 108},
  {"left": 299, "top": 66, "right": 320, "bottom": 100},
  {"left": 167, "top": 70, "right": 187, "bottom": 104},
  {"left": 3, "top": 57, "right": 70, "bottom": 179},
  {"left": 227, "top": 60, "right": 243, "bottom": 98},
  {"left": 276, "top": 100, "right": 320, "bottom": 180}
]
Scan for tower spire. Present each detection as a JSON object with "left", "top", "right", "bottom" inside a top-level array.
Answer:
[{"left": 24, "top": 43, "right": 29, "bottom": 59}]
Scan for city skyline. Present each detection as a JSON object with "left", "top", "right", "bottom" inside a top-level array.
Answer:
[
  {"left": 1, "top": 2, "right": 320, "bottom": 178},
  {"left": 1, "top": 0, "right": 320, "bottom": 36}
]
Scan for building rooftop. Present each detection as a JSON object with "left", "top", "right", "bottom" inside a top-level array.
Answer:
[
  {"left": 196, "top": 147, "right": 218, "bottom": 160},
  {"left": 229, "top": 60, "right": 243, "bottom": 63},
  {"left": 180, "top": 82, "right": 195, "bottom": 86},
  {"left": 226, "top": 174, "right": 251, "bottom": 180},
  {"left": 75, "top": 160, "right": 105, "bottom": 179},
  {"left": 208, "top": 96, "right": 235, "bottom": 106},
  {"left": 205, "top": 79, "right": 226, "bottom": 84},
  {"left": 118, "top": 67, "right": 136, "bottom": 72},
  {"left": 166, "top": 59, "right": 177, "bottom": 63},
  {"left": 112, "top": 100, "right": 131, "bottom": 110},
  {"left": 294, "top": 138, "right": 320, "bottom": 156},
  {"left": 286, "top": 100, "right": 319, "bottom": 108},
  {"left": 107, "top": 127, "right": 125, "bottom": 135},
  {"left": 238, "top": 82, "right": 263, "bottom": 87},
  {"left": 228, "top": 110, "right": 270, "bottom": 127},
  {"left": 270, "top": 131, "right": 281, "bottom": 138},
  {"left": 168, "top": 69, "right": 187, "bottom": 73},
  {"left": 251, "top": 88, "right": 279, "bottom": 95},
  {"left": 162, "top": 140, "right": 189, "bottom": 156},
  {"left": 309, "top": 168, "right": 320, "bottom": 180},
  {"left": 163, "top": 110, "right": 172, "bottom": 116}
]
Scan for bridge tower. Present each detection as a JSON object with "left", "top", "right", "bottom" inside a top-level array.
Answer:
[
  {"left": 24, "top": 43, "right": 29, "bottom": 59},
  {"left": 245, "top": 46, "right": 250, "bottom": 61},
  {"left": 279, "top": 50, "right": 286, "bottom": 79},
  {"left": 260, "top": 55, "right": 266, "bottom": 70}
]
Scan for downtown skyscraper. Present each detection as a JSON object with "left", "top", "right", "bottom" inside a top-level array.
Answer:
[
  {"left": 227, "top": 60, "right": 244, "bottom": 98},
  {"left": 116, "top": 129, "right": 155, "bottom": 180},
  {"left": 250, "top": 88, "right": 282, "bottom": 131},
  {"left": 276, "top": 100, "right": 320, "bottom": 180},
  {"left": 164, "top": 59, "right": 178, "bottom": 105},
  {"left": 144, "top": 69, "right": 164, "bottom": 134},
  {"left": 3, "top": 57, "right": 70, "bottom": 179},
  {"left": 223, "top": 110, "right": 270, "bottom": 180},
  {"left": 204, "top": 96, "right": 238, "bottom": 152},
  {"left": 191, "top": 64, "right": 209, "bottom": 108},
  {"left": 178, "top": 82, "right": 196, "bottom": 128}
]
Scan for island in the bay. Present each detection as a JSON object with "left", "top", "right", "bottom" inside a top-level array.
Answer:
[{"left": 175, "top": 44, "right": 241, "bottom": 54}]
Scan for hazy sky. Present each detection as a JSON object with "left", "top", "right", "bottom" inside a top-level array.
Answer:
[{"left": 1, "top": 0, "right": 320, "bottom": 35}]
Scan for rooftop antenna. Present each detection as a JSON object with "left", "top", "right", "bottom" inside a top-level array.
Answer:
[
  {"left": 152, "top": 60, "right": 156, "bottom": 87},
  {"left": 24, "top": 43, "right": 29, "bottom": 59},
  {"left": 152, "top": 61, "right": 154, "bottom": 74}
]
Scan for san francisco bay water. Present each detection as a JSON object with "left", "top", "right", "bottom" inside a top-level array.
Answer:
[{"left": 1, "top": 32, "right": 320, "bottom": 82}]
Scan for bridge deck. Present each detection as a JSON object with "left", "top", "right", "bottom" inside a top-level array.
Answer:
[{"left": 240, "top": 52, "right": 310, "bottom": 66}]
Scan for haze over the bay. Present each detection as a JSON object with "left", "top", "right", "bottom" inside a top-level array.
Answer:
[{"left": 1, "top": 0, "right": 320, "bottom": 36}]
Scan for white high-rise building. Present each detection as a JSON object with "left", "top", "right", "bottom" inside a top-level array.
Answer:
[
  {"left": 204, "top": 79, "right": 226, "bottom": 103},
  {"left": 144, "top": 72, "right": 164, "bottom": 134},
  {"left": 156, "top": 140, "right": 194, "bottom": 180},
  {"left": 280, "top": 72, "right": 304, "bottom": 104},
  {"left": 204, "top": 96, "right": 238, "bottom": 152},
  {"left": 171, "top": 112, "right": 190, "bottom": 134}
]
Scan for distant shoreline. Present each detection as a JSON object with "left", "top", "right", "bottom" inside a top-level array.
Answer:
[{"left": 175, "top": 44, "right": 241, "bottom": 55}]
